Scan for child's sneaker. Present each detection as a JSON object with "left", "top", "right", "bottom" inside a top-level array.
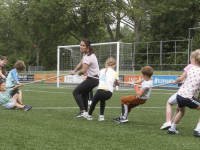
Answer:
[
  {"left": 120, "top": 117, "right": 129, "bottom": 123},
  {"left": 113, "top": 117, "right": 121, "bottom": 123},
  {"left": 193, "top": 130, "right": 200, "bottom": 137},
  {"left": 24, "top": 105, "right": 32, "bottom": 111},
  {"left": 75, "top": 111, "right": 83, "bottom": 118},
  {"left": 167, "top": 128, "right": 179, "bottom": 134},
  {"left": 87, "top": 115, "right": 93, "bottom": 121},
  {"left": 83, "top": 112, "right": 88, "bottom": 118},
  {"left": 98, "top": 115, "right": 105, "bottom": 121},
  {"left": 160, "top": 121, "right": 172, "bottom": 130}
]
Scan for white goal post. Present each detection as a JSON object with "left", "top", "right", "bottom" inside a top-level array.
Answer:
[{"left": 57, "top": 42, "right": 135, "bottom": 90}]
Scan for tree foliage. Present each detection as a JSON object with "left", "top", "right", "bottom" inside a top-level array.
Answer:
[{"left": 0, "top": 0, "right": 200, "bottom": 71}]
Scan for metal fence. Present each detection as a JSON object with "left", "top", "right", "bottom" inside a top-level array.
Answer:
[
  {"left": 133, "top": 39, "right": 189, "bottom": 71},
  {"left": 28, "top": 66, "right": 43, "bottom": 71}
]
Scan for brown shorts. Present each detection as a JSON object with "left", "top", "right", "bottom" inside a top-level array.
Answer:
[{"left": 121, "top": 95, "right": 147, "bottom": 112}]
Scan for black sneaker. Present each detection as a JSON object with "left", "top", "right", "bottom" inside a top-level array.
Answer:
[
  {"left": 167, "top": 128, "right": 179, "bottom": 134},
  {"left": 113, "top": 117, "right": 121, "bottom": 123},
  {"left": 24, "top": 105, "right": 32, "bottom": 111},
  {"left": 193, "top": 130, "right": 200, "bottom": 137},
  {"left": 75, "top": 111, "right": 83, "bottom": 118}
]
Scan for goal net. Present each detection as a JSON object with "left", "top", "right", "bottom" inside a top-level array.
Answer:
[{"left": 57, "top": 42, "right": 135, "bottom": 90}]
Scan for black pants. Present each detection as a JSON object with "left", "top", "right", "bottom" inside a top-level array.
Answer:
[
  {"left": 87, "top": 90, "right": 93, "bottom": 101},
  {"left": 73, "top": 76, "right": 99, "bottom": 111},
  {"left": 88, "top": 89, "right": 112, "bottom": 115}
]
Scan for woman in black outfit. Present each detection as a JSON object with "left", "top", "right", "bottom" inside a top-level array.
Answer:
[{"left": 70, "top": 39, "right": 99, "bottom": 117}]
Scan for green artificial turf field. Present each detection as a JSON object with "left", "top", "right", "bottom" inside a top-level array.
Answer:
[{"left": 0, "top": 84, "right": 199, "bottom": 150}]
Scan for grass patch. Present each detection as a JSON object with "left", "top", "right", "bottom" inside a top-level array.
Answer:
[{"left": 0, "top": 84, "right": 199, "bottom": 149}]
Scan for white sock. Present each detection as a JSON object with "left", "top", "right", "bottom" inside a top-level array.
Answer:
[
  {"left": 120, "top": 115, "right": 127, "bottom": 119},
  {"left": 195, "top": 123, "right": 200, "bottom": 131},
  {"left": 124, "top": 105, "right": 128, "bottom": 117},
  {"left": 120, "top": 113, "right": 123, "bottom": 119},
  {"left": 171, "top": 123, "right": 177, "bottom": 130}
]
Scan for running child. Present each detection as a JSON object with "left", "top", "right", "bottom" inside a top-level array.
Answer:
[
  {"left": 0, "top": 81, "right": 32, "bottom": 111},
  {"left": 83, "top": 57, "right": 120, "bottom": 121},
  {"left": 6, "top": 60, "right": 26, "bottom": 103},
  {"left": 160, "top": 50, "right": 196, "bottom": 130},
  {"left": 167, "top": 50, "right": 200, "bottom": 136},
  {"left": 114, "top": 66, "right": 153, "bottom": 123}
]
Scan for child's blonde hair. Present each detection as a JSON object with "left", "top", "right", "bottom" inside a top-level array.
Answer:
[
  {"left": 194, "top": 50, "right": 200, "bottom": 66},
  {"left": 190, "top": 49, "right": 200, "bottom": 59},
  {"left": 195, "top": 49, "right": 200, "bottom": 52},
  {"left": 190, "top": 51, "right": 196, "bottom": 59},
  {"left": 105, "top": 57, "right": 116, "bottom": 79},
  {"left": 14, "top": 60, "right": 26, "bottom": 71},
  {"left": 105, "top": 57, "right": 116, "bottom": 67}
]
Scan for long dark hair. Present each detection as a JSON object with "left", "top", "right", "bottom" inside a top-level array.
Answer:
[
  {"left": 81, "top": 38, "right": 95, "bottom": 56},
  {"left": 0, "top": 56, "right": 8, "bottom": 75}
]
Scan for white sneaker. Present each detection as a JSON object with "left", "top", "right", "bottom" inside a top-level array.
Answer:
[
  {"left": 87, "top": 115, "right": 93, "bottom": 121},
  {"left": 98, "top": 115, "right": 105, "bottom": 121},
  {"left": 83, "top": 112, "right": 88, "bottom": 118},
  {"left": 88, "top": 100, "right": 92, "bottom": 105},
  {"left": 167, "top": 128, "right": 179, "bottom": 134},
  {"left": 160, "top": 121, "right": 172, "bottom": 130},
  {"left": 119, "top": 116, "right": 129, "bottom": 123}
]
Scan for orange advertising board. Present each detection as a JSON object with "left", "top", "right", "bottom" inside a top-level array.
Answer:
[
  {"left": 34, "top": 74, "right": 64, "bottom": 83},
  {"left": 124, "top": 75, "right": 143, "bottom": 85}
]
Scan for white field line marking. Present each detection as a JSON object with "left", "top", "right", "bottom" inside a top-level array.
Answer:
[
  {"left": 24, "top": 89, "right": 175, "bottom": 95},
  {"left": 25, "top": 84, "right": 75, "bottom": 89},
  {"left": 24, "top": 90, "right": 70, "bottom": 94},
  {"left": 32, "top": 107, "right": 166, "bottom": 109}
]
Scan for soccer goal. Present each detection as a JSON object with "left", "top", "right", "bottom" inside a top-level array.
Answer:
[{"left": 57, "top": 42, "right": 136, "bottom": 90}]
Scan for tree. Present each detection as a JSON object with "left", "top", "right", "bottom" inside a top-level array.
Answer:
[
  {"left": 124, "top": 0, "right": 148, "bottom": 42},
  {"left": 0, "top": 0, "right": 32, "bottom": 70},
  {"left": 148, "top": 0, "right": 200, "bottom": 41}
]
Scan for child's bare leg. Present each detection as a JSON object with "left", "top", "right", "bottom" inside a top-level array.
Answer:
[
  {"left": 171, "top": 105, "right": 180, "bottom": 123},
  {"left": 17, "top": 90, "right": 23, "bottom": 105},
  {"left": 161, "top": 101, "right": 175, "bottom": 130},
  {"left": 166, "top": 101, "right": 173, "bottom": 122},
  {"left": 11, "top": 94, "right": 24, "bottom": 109},
  {"left": 12, "top": 94, "right": 19, "bottom": 101},
  {"left": 168, "top": 107, "right": 185, "bottom": 133},
  {"left": 13, "top": 103, "right": 24, "bottom": 109},
  {"left": 173, "top": 107, "right": 186, "bottom": 124},
  {"left": 193, "top": 106, "right": 200, "bottom": 136},
  {"left": 194, "top": 116, "right": 200, "bottom": 136}
]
